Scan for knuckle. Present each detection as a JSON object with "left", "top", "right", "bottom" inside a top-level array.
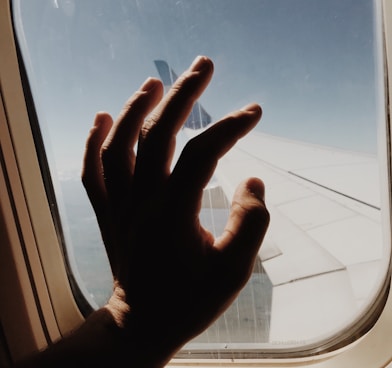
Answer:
[
  {"left": 234, "top": 196, "right": 269, "bottom": 217},
  {"left": 140, "top": 115, "right": 159, "bottom": 140}
]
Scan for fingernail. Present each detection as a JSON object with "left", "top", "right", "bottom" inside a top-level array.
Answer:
[
  {"left": 247, "top": 178, "right": 265, "bottom": 202},
  {"left": 94, "top": 111, "right": 110, "bottom": 127},
  {"left": 241, "top": 103, "right": 262, "bottom": 114},
  {"left": 139, "top": 77, "right": 158, "bottom": 92},
  {"left": 189, "top": 55, "right": 211, "bottom": 72}
]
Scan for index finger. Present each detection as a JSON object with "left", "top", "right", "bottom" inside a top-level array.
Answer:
[{"left": 169, "top": 104, "right": 262, "bottom": 218}]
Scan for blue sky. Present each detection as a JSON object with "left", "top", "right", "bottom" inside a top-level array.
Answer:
[{"left": 15, "top": 0, "right": 383, "bottom": 175}]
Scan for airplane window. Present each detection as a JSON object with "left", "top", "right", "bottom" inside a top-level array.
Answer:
[{"left": 13, "top": 0, "right": 389, "bottom": 356}]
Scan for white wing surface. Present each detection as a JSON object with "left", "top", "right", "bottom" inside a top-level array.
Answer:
[
  {"left": 210, "top": 131, "right": 383, "bottom": 342},
  {"left": 156, "top": 60, "right": 385, "bottom": 344}
]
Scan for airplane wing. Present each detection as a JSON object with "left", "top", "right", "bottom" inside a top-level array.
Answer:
[
  {"left": 154, "top": 60, "right": 212, "bottom": 129},
  {"left": 154, "top": 60, "right": 384, "bottom": 345},
  {"left": 212, "top": 132, "right": 383, "bottom": 343}
]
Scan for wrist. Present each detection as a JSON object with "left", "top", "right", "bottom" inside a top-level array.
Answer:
[{"left": 102, "top": 284, "right": 179, "bottom": 368}]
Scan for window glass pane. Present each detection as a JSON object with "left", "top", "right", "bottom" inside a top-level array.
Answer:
[{"left": 13, "top": 0, "right": 388, "bottom": 353}]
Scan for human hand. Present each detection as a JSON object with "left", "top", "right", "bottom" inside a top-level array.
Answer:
[{"left": 82, "top": 56, "right": 269, "bottom": 366}]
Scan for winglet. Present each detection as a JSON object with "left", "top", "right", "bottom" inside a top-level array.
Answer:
[
  {"left": 154, "top": 60, "right": 179, "bottom": 87},
  {"left": 154, "top": 60, "right": 212, "bottom": 129}
]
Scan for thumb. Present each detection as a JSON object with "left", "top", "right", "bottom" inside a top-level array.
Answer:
[{"left": 215, "top": 177, "right": 270, "bottom": 281}]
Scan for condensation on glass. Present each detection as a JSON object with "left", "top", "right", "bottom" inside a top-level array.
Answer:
[{"left": 13, "top": 0, "right": 389, "bottom": 355}]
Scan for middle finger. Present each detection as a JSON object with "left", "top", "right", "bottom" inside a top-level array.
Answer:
[{"left": 135, "top": 56, "right": 214, "bottom": 189}]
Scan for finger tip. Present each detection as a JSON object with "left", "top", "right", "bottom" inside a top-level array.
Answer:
[
  {"left": 140, "top": 77, "right": 163, "bottom": 93},
  {"left": 190, "top": 55, "right": 214, "bottom": 73},
  {"left": 241, "top": 103, "right": 262, "bottom": 119},
  {"left": 244, "top": 177, "right": 266, "bottom": 202},
  {"left": 95, "top": 111, "right": 113, "bottom": 126}
]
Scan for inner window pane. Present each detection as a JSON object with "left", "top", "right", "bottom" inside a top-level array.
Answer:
[{"left": 13, "top": 0, "right": 388, "bottom": 354}]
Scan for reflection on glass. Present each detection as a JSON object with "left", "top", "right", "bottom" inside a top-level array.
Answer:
[{"left": 14, "top": 0, "right": 387, "bottom": 353}]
